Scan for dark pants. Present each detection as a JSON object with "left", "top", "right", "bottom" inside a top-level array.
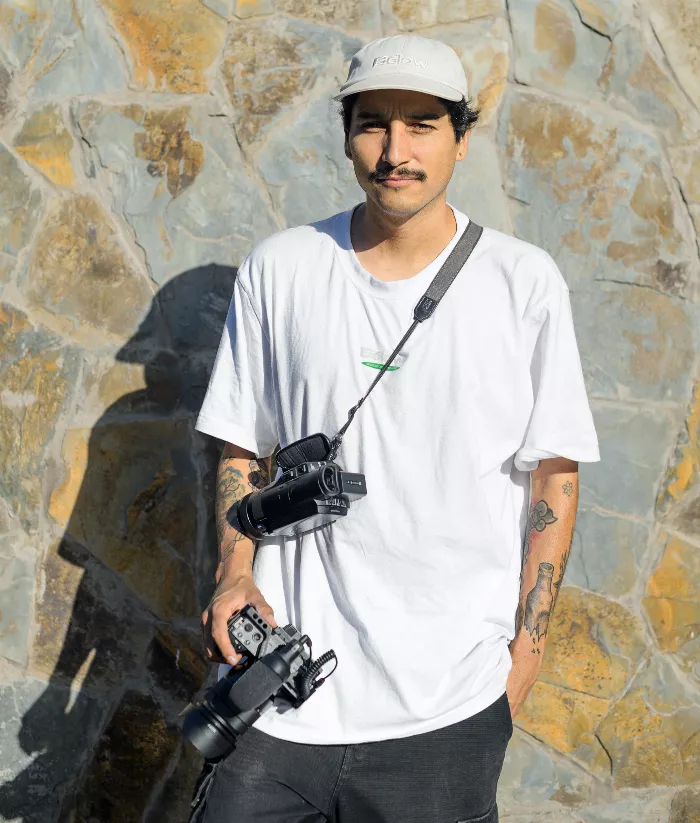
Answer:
[{"left": 190, "top": 692, "right": 512, "bottom": 823}]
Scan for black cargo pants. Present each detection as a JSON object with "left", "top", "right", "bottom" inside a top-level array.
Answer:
[{"left": 190, "top": 692, "right": 512, "bottom": 823}]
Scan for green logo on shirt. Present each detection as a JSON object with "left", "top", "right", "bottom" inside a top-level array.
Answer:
[{"left": 360, "top": 348, "right": 406, "bottom": 371}]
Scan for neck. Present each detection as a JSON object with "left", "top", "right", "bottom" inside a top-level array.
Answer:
[{"left": 350, "top": 194, "right": 458, "bottom": 282}]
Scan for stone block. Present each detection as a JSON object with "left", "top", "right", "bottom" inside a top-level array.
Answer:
[
  {"left": 0, "top": 57, "right": 11, "bottom": 124},
  {"left": 498, "top": 88, "right": 697, "bottom": 299},
  {"left": 145, "top": 741, "right": 204, "bottom": 823},
  {"left": 510, "top": 0, "right": 610, "bottom": 99},
  {"left": 656, "top": 378, "right": 700, "bottom": 533},
  {"left": 670, "top": 787, "right": 700, "bottom": 823},
  {"left": 0, "top": 145, "right": 42, "bottom": 284},
  {"left": 570, "top": 0, "right": 627, "bottom": 36},
  {"left": 650, "top": 1, "right": 700, "bottom": 113},
  {"left": 579, "top": 403, "right": 677, "bottom": 520},
  {"left": 539, "top": 586, "right": 646, "bottom": 697},
  {"left": 222, "top": 17, "right": 362, "bottom": 148},
  {"left": 276, "top": 0, "right": 380, "bottom": 31},
  {"left": 578, "top": 790, "right": 676, "bottom": 823},
  {"left": 414, "top": 18, "right": 509, "bottom": 125},
  {"left": 568, "top": 508, "right": 649, "bottom": 598},
  {"left": 448, "top": 130, "right": 512, "bottom": 234},
  {"left": 0, "top": 528, "right": 36, "bottom": 667},
  {"left": 29, "top": 0, "right": 129, "bottom": 99},
  {"left": 596, "top": 655, "right": 700, "bottom": 788},
  {"left": 76, "top": 101, "right": 278, "bottom": 282},
  {"left": 599, "top": 25, "right": 700, "bottom": 141},
  {"left": 0, "top": 0, "right": 52, "bottom": 71},
  {"left": 148, "top": 623, "right": 208, "bottom": 706},
  {"left": 49, "top": 420, "right": 201, "bottom": 621},
  {"left": 25, "top": 194, "right": 152, "bottom": 340},
  {"left": 30, "top": 538, "right": 154, "bottom": 689},
  {"left": 498, "top": 729, "right": 599, "bottom": 814},
  {"left": 669, "top": 143, "right": 700, "bottom": 249},
  {"left": 14, "top": 103, "right": 75, "bottom": 186},
  {"left": 0, "top": 305, "right": 81, "bottom": 530},
  {"left": 572, "top": 284, "right": 696, "bottom": 404},
  {"left": 68, "top": 689, "right": 180, "bottom": 823},
  {"left": 515, "top": 679, "right": 610, "bottom": 762},
  {"left": 257, "top": 94, "right": 365, "bottom": 227},
  {"left": 99, "top": 0, "right": 227, "bottom": 92},
  {"left": 389, "top": 0, "right": 504, "bottom": 31},
  {"left": 643, "top": 533, "right": 700, "bottom": 681},
  {"left": 0, "top": 677, "right": 107, "bottom": 822}
]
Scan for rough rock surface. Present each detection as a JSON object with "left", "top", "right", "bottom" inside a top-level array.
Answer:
[{"left": 1, "top": 0, "right": 699, "bottom": 820}]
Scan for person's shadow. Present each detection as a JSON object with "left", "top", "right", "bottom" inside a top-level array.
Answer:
[{"left": 0, "top": 265, "right": 236, "bottom": 823}]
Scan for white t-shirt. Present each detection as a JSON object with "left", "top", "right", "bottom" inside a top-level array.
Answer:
[{"left": 196, "top": 206, "right": 600, "bottom": 745}]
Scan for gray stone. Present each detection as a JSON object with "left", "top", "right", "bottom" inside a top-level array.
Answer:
[
  {"left": 569, "top": 508, "right": 650, "bottom": 597},
  {"left": 571, "top": 0, "right": 629, "bottom": 36},
  {"left": 510, "top": 0, "right": 610, "bottom": 100},
  {"left": 29, "top": 0, "right": 129, "bottom": 100},
  {"left": 578, "top": 790, "right": 674, "bottom": 822},
  {"left": 389, "top": 0, "right": 505, "bottom": 31},
  {"left": 0, "top": 677, "right": 107, "bottom": 822},
  {"left": 498, "top": 729, "right": 598, "bottom": 814},
  {"left": 0, "top": 529, "right": 36, "bottom": 667},
  {"left": 599, "top": 25, "right": 700, "bottom": 141},
  {"left": 650, "top": 2, "right": 700, "bottom": 114},
  {"left": 221, "top": 17, "right": 363, "bottom": 148},
  {"left": 0, "top": 146, "right": 42, "bottom": 285},
  {"left": 498, "top": 88, "right": 697, "bottom": 300},
  {"left": 276, "top": 0, "right": 381, "bottom": 31},
  {"left": 448, "top": 130, "right": 513, "bottom": 234},
  {"left": 257, "top": 94, "right": 364, "bottom": 227},
  {"left": 0, "top": 0, "right": 52, "bottom": 71},
  {"left": 571, "top": 283, "right": 697, "bottom": 405},
  {"left": 0, "top": 58, "right": 12, "bottom": 124},
  {"left": 0, "top": 305, "right": 81, "bottom": 531},
  {"left": 76, "top": 100, "right": 278, "bottom": 283},
  {"left": 579, "top": 403, "right": 678, "bottom": 520}
]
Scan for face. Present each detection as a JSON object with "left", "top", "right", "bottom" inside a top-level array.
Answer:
[{"left": 344, "top": 88, "right": 469, "bottom": 219}]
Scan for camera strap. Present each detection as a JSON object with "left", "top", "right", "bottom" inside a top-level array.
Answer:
[{"left": 327, "top": 219, "right": 483, "bottom": 461}]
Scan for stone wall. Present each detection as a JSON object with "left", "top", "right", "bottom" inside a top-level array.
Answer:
[{"left": 0, "top": 0, "right": 699, "bottom": 821}]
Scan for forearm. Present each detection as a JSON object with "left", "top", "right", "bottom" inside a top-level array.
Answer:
[
  {"left": 511, "top": 457, "right": 578, "bottom": 664},
  {"left": 215, "top": 443, "right": 272, "bottom": 581}
]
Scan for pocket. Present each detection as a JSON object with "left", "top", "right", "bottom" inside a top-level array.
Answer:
[{"left": 189, "top": 760, "right": 220, "bottom": 823}]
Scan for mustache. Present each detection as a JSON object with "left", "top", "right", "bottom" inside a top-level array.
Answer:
[{"left": 369, "top": 167, "right": 427, "bottom": 183}]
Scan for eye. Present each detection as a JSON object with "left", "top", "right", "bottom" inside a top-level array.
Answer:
[
  {"left": 410, "top": 122, "right": 435, "bottom": 131},
  {"left": 359, "top": 121, "right": 385, "bottom": 131}
]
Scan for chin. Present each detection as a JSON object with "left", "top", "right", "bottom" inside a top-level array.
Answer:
[{"left": 372, "top": 189, "right": 433, "bottom": 217}]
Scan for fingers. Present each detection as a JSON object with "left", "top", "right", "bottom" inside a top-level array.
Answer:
[{"left": 251, "top": 596, "right": 277, "bottom": 628}]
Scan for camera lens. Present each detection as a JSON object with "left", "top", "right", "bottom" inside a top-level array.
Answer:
[{"left": 323, "top": 466, "right": 337, "bottom": 492}]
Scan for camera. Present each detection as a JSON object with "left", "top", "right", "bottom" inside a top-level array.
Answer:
[
  {"left": 227, "top": 433, "right": 367, "bottom": 539},
  {"left": 182, "top": 605, "right": 337, "bottom": 760}
]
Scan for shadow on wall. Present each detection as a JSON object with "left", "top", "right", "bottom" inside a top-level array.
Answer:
[{"left": 0, "top": 265, "right": 236, "bottom": 823}]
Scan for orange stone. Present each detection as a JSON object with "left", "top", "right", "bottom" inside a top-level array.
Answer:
[{"left": 14, "top": 104, "right": 75, "bottom": 186}]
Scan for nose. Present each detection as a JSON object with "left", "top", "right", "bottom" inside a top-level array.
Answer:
[{"left": 382, "top": 121, "right": 412, "bottom": 168}]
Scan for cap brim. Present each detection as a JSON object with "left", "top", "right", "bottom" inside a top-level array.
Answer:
[{"left": 333, "top": 74, "right": 465, "bottom": 102}]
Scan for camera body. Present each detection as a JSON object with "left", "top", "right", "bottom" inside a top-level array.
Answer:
[
  {"left": 182, "top": 605, "right": 336, "bottom": 760},
  {"left": 228, "top": 456, "right": 367, "bottom": 540}
]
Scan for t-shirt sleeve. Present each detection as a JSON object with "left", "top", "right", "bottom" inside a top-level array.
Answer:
[
  {"left": 195, "top": 263, "right": 279, "bottom": 456},
  {"left": 514, "top": 284, "right": 600, "bottom": 472}
]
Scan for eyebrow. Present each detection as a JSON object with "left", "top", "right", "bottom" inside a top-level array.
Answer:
[{"left": 355, "top": 111, "right": 444, "bottom": 121}]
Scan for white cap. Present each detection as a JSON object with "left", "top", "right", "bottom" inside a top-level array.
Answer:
[{"left": 334, "top": 35, "right": 468, "bottom": 102}]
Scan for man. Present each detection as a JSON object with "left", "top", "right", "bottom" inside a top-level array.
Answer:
[{"left": 194, "top": 34, "right": 599, "bottom": 823}]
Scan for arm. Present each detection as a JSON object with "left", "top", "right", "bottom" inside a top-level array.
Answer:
[
  {"left": 506, "top": 456, "right": 578, "bottom": 717},
  {"left": 201, "top": 442, "right": 277, "bottom": 665}
]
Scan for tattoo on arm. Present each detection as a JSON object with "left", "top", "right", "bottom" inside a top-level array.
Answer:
[
  {"left": 524, "top": 562, "right": 555, "bottom": 648},
  {"left": 562, "top": 481, "right": 574, "bottom": 497},
  {"left": 216, "top": 464, "right": 247, "bottom": 560}
]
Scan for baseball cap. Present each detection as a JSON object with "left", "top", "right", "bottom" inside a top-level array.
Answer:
[{"left": 334, "top": 35, "right": 468, "bottom": 102}]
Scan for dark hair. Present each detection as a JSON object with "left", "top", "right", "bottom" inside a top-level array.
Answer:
[{"left": 340, "top": 93, "right": 480, "bottom": 142}]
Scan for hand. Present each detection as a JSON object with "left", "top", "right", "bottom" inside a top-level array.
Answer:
[
  {"left": 201, "top": 571, "right": 277, "bottom": 665},
  {"left": 505, "top": 648, "right": 542, "bottom": 719}
]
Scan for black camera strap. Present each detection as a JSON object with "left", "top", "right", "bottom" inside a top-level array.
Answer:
[{"left": 327, "top": 219, "right": 483, "bottom": 461}]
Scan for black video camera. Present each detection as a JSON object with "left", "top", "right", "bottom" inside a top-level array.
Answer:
[
  {"left": 182, "top": 605, "right": 336, "bottom": 760},
  {"left": 227, "top": 433, "right": 367, "bottom": 539}
]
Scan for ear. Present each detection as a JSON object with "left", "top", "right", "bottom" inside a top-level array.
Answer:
[{"left": 455, "top": 131, "right": 469, "bottom": 162}]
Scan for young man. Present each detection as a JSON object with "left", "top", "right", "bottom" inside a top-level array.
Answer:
[{"left": 195, "top": 35, "right": 599, "bottom": 823}]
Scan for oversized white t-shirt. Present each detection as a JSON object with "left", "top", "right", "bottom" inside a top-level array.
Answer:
[{"left": 196, "top": 206, "right": 600, "bottom": 745}]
